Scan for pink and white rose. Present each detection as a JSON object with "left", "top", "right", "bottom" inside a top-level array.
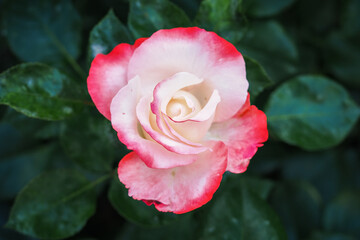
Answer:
[{"left": 87, "top": 27, "right": 268, "bottom": 214}]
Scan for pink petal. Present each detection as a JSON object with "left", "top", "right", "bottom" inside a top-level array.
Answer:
[
  {"left": 207, "top": 96, "right": 268, "bottom": 173},
  {"left": 88, "top": 43, "right": 133, "bottom": 120},
  {"left": 136, "top": 95, "right": 208, "bottom": 154},
  {"left": 110, "top": 77, "right": 198, "bottom": 169},
  {"left": 118, "top": 141, "right": 228, "bottom": 214},
  {"left": 127, "top": 27, "right": 248, "bottom": 121},
  {"left": 87, "top": 37, "right": 148, "bottom": 120}
]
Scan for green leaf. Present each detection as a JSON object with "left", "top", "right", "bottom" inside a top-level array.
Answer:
[
  {"left": 265, "top": 75, "right": 360, "bottom": 150},
  {"left": 6, "top": 170, "right": 99, "bottom": 239},
  {"left": 292, "top": 0, "right": 337, "bottom": 34},
  {"left": 60, "top": 109, "right": 116, "bottom": 173},
  {"left": 340, "top": 0, "right": 360, "bottom": 37},
  {"left": 199, "top": 176, "right": 286, "bottom": 240},
  {"left": 0, "top": 63, "right": 84, "bottom": 120},
  {"left": 244, "top": 56, "right": 273, "bottom": 100},
  {"left": 128, "top": 0, "right": 192, "bottom": 38},
  {"left": 2, "top": 108, "right": 61, "bottom": 140},
  {"left": 171, "top": 0, "right": 200, "bottom": 19},
  {"left": 246, "top": 140, "right": 287, "bottom": 175},
  {"left": 0, "top": 204, "right": 35, "bottom": 240},
  {"left": 2, "top": 0, "right": 83, "bottom": 77},
  {"left": 0, "top": 143, "right": 54, "bottom": 200},
  {"left": 237, "top": 21, "right": 298, "bottom": 82},
  {"left": 269, "top": 182, "right": 322, "bottom": 240},
  {"left": 241, "top": 176, "right": 275, "bottom": 200},
  {"left": 239, "top": 0, "right": 296, "bottom": 17},
  {"left": 108, "top": 177, "right": 179, "bottom": 226},
  {"left": 88, "top": 9, "right": 133, "bottom": 64},
  {"left": 0, "top": 122, "right": 23, "bottom": 158},
  {"left": 280, "top": 149, "right": 360, "bottom": 203},
  {"left": 195, "top": 0, "right": 245, "bottom": 43},
  {"left": 323, "top": 191, "right": 360, "bottom": 239},
  {"left": 196, "top": 0, "right": 239, "bottom": 24},
  {"left": 117, "top": 214, "right": 196, "bottom": 240},
  {"left": 323, "top": 33, "right": 360, "bottom": 88},
  {"left": 307, "top": 231, "right": 357, "bottom": 240}
]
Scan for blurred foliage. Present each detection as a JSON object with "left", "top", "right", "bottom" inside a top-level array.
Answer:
[{"left": 0, "top": 0, "right": 359, "bottom": 239}]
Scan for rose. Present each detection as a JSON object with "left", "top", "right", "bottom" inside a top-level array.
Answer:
[{"left": 87, "top": 27, "right": 268, "bottom": 214}]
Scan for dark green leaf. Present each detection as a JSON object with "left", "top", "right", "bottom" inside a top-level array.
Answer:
[
  {"left": 288, "top": 0, "right": 337, "bottom": 34},
  {"left": 0, "top": 63, "right": 84, "bottom": 120},
  {"left": 128, "top": 0, "right": 192, "bottom": 39},
  {"left": 2, "top": 0, "right": 83, "bottom": 76},
  {"left": 199, "top": 176, "right": 286, "bottom": 240},
  {"left": 307, "top": 231, "right": 357, "bottom": 240},
  {"left": 240, "top": 0, "right": 296, "bottom": 17},
  {"left": 269, "top": 182, "right": 322, "bottom": 240},
  {"left": 117, "top": 214, "right": 196, "bottom": 240},
  {"left": 0, "top": 143, "right": 54, "bottom": 199},
  {"left": 244, "top": 56, "right": 273, "bottom": 100},
  {"left": 2, "top": 108, "right": 61, "bottom": 140},
  {"left": 6, "top": 170, "right": 98, "bottom": 239},
  {"left": 323, "top": 33, "right": 360, "bottom": 88},
  {"left": 237, "top": 21, "right": 298, "bottom": 81},
  {"left": 108, "top": 177, "right": 180, "bottom": 226},
  {"left": 281, "top": 151, "right": 341, "bottom": 203},
  {"left": 0, "top": 122, "right": 22, "bottom": 158},
  {"left": 196, "top": 0, "right": 239, "bottom": 24},
  {"left": 281, "top": 149, "right": 360, "bottom": 203},
  {"left": 195, "top": 0, "right": 245, "bottom": 43},
  {"left": 247, "top": 140, "right": 288, "bottom": 175},
  {"left": 266, "top": 75, "right": 360, "bottom": 150},
  {"left": 0, "top": 203, "right": 36, "bottom": 240},
  {"left": 170, "top": 0, "right": 200, "bottom": 19},
  {"left": 88, "top": 9, "right": 133, "bottom": 64},
  {"left": 60, "top": 109, "right": 116, "bottom": 173},
  {"left": 242, "top": 176, "right": 274, "bottom": 200},
  {"left": 323, "top": 191, "right": 360, "bottom": 239},
  {"left": 340, "top": 0, "right": 360, "bottom": 37}
]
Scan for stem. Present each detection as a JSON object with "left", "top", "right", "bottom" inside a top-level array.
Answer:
[
  {"left": 34, "top": 13, "right": 87, "bottom": 80},
  {"left": 57, "top": 171, "right": 115, "bottom": 204},
  {"left": 42, "top": 23, "right": 87, "bottom": 80}
]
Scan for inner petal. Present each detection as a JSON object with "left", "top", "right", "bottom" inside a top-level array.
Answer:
[{"left": 166, "top": 90, "right": 201, "bottom": 121}]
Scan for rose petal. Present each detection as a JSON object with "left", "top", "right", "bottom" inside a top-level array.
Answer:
[
  {"left": 88, "top": 37, "right": 148, "bottom": 120},
  {"left": 127, "top": 27, "right": 248, "bottom": 121},
  {"left": 207, "top": 95, "right": 268, "bottom": 173},
  {"left": 118, "top": 141, "right": 227, "bottom": 214},
  {"left": 136, "top": 95, "right": 208, "bottom": 154},
  {"left": 110, "top": 77, "right": 198, "bottom": 168},
  {"left": 165, "top": 90, "right": 221, "bottom": 142},
  {"left": 150, "top": 72, "right": 203, "bottom": 140},
  {"left": 87, "top": 43, "right": 133, "bottom": 119},
  {"left": 186, "top": 89, "right": 221, "bottom": 122}
]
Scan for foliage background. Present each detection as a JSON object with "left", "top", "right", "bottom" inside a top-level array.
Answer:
[{"left": 0, "top": 0, "right": 359, "bottom": 239}]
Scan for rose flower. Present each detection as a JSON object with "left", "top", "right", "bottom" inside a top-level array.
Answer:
[{"left": 88, "top": 27, "right": 268, "bottom": 214}]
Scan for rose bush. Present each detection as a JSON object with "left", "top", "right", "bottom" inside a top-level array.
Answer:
[{"left": 87, "top": 27, "right": 268, "bottom": 214}]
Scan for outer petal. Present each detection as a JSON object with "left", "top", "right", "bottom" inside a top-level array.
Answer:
[
  {"left": 207, "top": 96, "right": 268, "bottom": 173},
  {"left": 88, "top": 43, "right": 133, "bottom": 120},
  {"left": 128, "top": 27, "right": 248, "bottom": 122},
  {"left": 110, "top": 77, "right": 197, "bottom": 169},
  {"left": 118, "top": 141, "right": 227, "bottom": 214}
]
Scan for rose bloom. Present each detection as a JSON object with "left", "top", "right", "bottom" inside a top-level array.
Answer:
[{"left": 88, "top": 27, "right": 268, "bottom": 214}]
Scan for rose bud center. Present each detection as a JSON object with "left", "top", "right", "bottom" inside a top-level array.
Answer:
[{"left": 166, "top": 90, "right": 201, "bottom": 121}]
